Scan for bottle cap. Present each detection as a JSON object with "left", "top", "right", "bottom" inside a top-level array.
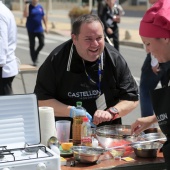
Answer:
[
  {"left": 83, "top": 117, "right": 88, "bottom": 122},
  {"left": 76, "top": 101, "right": 82, "bottom": 107}
]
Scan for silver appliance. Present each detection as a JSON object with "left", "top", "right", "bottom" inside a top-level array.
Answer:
[{"left": 0, "top": 94, "right": 60, "bottom": 170}]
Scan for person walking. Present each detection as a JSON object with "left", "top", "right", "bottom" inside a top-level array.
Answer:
[
  {"left": 0, "top": 0, "right": 19, "bottom": 95},
  {"left": 34, "top": 14, "right": 139, "bottom": 136},
  {"left": 23, "top": 0, "right": 48, "bottom": 66},
  {"left": 100, "top": 0, "right": 121, "bottom": 51}
]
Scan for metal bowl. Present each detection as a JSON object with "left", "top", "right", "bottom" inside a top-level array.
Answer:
[
  {"left": 132, "top": 142, "right": 163, "bottom": 158},
  {"left": 71, "top": 146, "right": 105, "bottom": 163},
  {"left": 96, "top": 125, "right": 133, "bottom": 148},
  {"left": 96, "top": 125, "right": 131, "bottom": 138},
  {"left": 144, "top": 128, "right": 160, "bottom": 134},
  {"left": 141, "top": 132, "right": 166, "bottom": 141}
]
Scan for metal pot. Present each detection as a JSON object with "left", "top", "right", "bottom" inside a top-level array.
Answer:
[
  {"left": 132, "top": 142, "right": 163, "bottom": 158},
  {"left": 71, "top": 146, "right": 105, "bottom": 163}
]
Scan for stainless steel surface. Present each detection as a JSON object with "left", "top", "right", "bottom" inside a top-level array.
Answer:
[
  {"left": 47, "top": 136, "right": 60, "bottom": 148},
  {"left": 141, "top": 133, "right": 166, "bottom": 141},
  {"left": 95, "top": 125, "right": 140, "bottom": 149},
  {"left": 71, "top": 146, "right": 105, "bottom": 163},
  {"left": 96, "top": 125, "right": 132, "bottom": 138},
  {"left": 132, "top": 142, "right": 163, "bottom": 158}
]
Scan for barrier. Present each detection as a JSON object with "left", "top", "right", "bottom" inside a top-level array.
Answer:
[{"left": 19, "top": 64, "right": 38, "bottom": 93}]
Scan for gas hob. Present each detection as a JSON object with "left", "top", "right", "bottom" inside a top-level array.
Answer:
[{"left": 0, "top": 145, "right": 60, "bottom": 170}]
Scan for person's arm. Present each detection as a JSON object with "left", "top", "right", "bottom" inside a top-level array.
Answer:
[
  {"left": 93, "top": 100, "right": 138, "bottom": 125},
  {"left": 0, "top": 13, "right": 8, "bottom": 67},
  {"left": 38, "top": 98, "right": 92, "bottom": 121},
  {"left": 23, "top": 1, "right": 29, "bottom": 18},
  {"left": 38, "top": 99, "right": 71, "bottom": 117},
  {"left": 131, "top": 115, "right": 157, "bottom": 135},
  {"left": 112, "top": 100, "right": 138, "bottom": 117},
  {"left": 42, "top": 15, "right": 48, "bottom": 33}
]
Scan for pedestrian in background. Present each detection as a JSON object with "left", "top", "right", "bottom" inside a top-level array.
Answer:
[
  {"left": 23, "top": 0, "right": 48, "bottom": 66},
  {"left": 97, "top": 0, "right": 106, "bottom": 19},
  {"left": 139, "top": 0, "right": 167, "bottom": 117},
  {"left": 0, "top": 0, "right": 19, "bottom": 95},
  {"left": 100, "top": 0, "right": 121, "bottom": 51}
]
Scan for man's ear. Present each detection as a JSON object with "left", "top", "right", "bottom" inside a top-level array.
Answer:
[{"left": 71, "top": 34, "right": 76, "bottom": 45}]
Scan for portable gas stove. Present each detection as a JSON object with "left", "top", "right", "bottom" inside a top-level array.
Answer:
[{"left": 0, "top": 94, "right": 61, "bottom": 170}]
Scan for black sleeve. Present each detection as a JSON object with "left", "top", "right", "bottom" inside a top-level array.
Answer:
[
  {"left": 34, "top": 53, "right": 59, "bottom": 100},
  {"left": 105, "top": 44, "right": 139, "bottom": 101}
]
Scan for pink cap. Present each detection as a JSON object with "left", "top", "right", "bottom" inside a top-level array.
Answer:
[{"left": 139, "top": 0, "right": 170, "bottom": 38}]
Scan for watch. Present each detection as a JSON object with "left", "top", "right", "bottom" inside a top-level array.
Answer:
[{"left": 108, "top": 107, "right": 119, "bottom": 120}]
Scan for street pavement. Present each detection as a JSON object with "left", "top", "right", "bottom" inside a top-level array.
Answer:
[{"left": 13, "top": 9, "right": 144, "bottom": 48}]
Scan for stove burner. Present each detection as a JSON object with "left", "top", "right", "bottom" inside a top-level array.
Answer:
[{"left": 23, "top": 144, "right": 47, "bottom": 157}]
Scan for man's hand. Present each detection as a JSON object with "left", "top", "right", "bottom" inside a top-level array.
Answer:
[
  {"left": 70, "top": 106, "right": 92, "bottom": 122},
  {"left": 106, "top": 28, "right": 113, "bottom": 35},
  {"left": 93, "top": 110, "right": 113, "bottom": 125}
]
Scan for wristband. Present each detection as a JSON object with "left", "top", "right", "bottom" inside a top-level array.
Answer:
[{"left": 107, "top": 107, "right": 119, "bottom": 120}]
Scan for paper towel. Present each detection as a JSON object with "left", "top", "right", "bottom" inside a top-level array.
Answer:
[{"left": 39, "top": 107, "right": 57, "bottom": 146}]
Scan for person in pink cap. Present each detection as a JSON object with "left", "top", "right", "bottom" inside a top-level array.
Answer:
[{"left": 131, "top": 0, "right": 170, "bottom": 169}]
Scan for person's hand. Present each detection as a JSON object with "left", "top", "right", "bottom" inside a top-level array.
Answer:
[
  {"left": 113, "top": 15, "right": 120, "bottom": 23},
  {"left": 70, "top": 106, "right": 92, "bottom": 122},
  {"left": 152, "top": 63, "right": 160, "bottom": 75},
  {"left": 93, "top": 110, "right": 113, "bottom": 125},
  {"left": 106, "top": 28, "right": 113, "bottom": 35},
  {"left": 131, "top": 115, "right": 157, "bottom": 135},
  {"left": 45, "top": 28, "right": 49, "bottom": 34}
]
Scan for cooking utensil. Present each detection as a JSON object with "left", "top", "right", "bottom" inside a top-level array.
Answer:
[
  {"left": 71, "top": 146, "right": 105, "bottom": 163},
  {"left": 96, "top": 125, "right": 132, "bottom": 138},
  {"left": 47, "top": 136, "right": 60, "bottom": 148},
  {"left": 132, "top": 142, "right": 163, "bottom": 158}
]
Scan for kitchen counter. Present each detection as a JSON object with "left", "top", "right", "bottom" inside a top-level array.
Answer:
[{"left": 61, "top": 151, "right": 166, "bottom": 170}]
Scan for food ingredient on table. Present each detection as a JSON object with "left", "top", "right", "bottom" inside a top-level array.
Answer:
[{"left": 61, "top": 142, "right": 73, "bottom": 151}]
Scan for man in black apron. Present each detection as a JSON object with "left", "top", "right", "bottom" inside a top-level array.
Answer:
[
  {"left": 34, "top": 14, "right": 139, "bottom": 136},
  {"left": 131, "top": 0, "right": 170, "bottom": 169}
]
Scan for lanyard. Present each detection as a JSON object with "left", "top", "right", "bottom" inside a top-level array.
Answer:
[
  {"left": 67, "top": 44, "right": 103, "bottom": 95},
  {"left": 82, "top": 55, "right": 103, "bottom": 95}
]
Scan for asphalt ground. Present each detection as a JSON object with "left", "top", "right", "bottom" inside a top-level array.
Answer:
[{"left": 13, "top": 9, "right": 144, "bottom": 48}]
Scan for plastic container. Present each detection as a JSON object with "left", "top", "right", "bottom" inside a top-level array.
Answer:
[
  {"left": 81, "top": 117, "right": 92, "bottom": 147},
  {"left": 72, "top": 101, "right": 86, "bottom": 145}
]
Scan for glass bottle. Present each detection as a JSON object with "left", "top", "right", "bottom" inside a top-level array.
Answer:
[{"left": 72, "top": 101, "right": 86, "bottom": 145}]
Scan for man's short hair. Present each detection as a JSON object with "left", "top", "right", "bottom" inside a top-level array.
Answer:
[{"left": 72, "top": 14, "right": 104, "bottom": 35}]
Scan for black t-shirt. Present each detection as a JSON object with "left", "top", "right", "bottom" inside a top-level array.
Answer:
[{"left": 34, "top": 39, "right": 138, "bottom": 119}]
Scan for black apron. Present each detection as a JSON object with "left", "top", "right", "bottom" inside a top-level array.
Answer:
[
  {"left": 55, "top": 45, "right": 121, "bottom": 137},
  {"left": 151, "top": 86, "right": 170, "bottom": 170}
]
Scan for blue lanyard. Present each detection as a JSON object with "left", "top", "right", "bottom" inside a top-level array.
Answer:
[{"left": 82, "top": 56, "right": 102, "bottom": 95}]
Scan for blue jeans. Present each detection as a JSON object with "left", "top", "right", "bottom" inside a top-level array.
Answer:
[{"left": 140, "top": 53, "right": 166, "bottom": 117}]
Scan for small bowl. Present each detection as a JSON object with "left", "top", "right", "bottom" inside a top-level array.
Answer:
[
  {"left": 109, "top": 148, "right": 125, "bottom": 157},
  {"left": 132, "top": 142, "right": 162, "bottom": 158}
]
